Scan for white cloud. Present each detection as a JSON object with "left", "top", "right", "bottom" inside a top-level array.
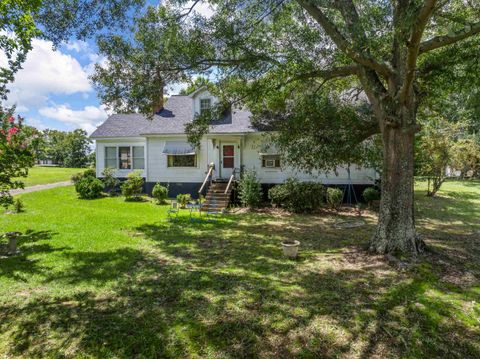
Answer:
[
  {"left": 25, "top": 117, "right": 48, "bottom": 130},
  {"left": 190, "top": 1, "right": 215, "bottom": 18},
  {"left": 3, "top": 38, "right": 92, "bottom": 111},
  {"left": 39, "top": 104, "right": 108, "bottom": 134},
  {"left": 65, "top": 40, "right": 91, "bottom": 53}
]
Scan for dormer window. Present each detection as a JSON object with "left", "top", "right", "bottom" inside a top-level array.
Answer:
[{"left": 200, "top": 98, "right": 212, "bottom": 114}]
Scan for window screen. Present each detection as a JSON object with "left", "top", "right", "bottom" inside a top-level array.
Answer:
[
  {"left": 105, "top": 147, "right": 117, "bottom": 169},
  {"left": 132, "top": 146, "right": 145, "bottom": 169}
]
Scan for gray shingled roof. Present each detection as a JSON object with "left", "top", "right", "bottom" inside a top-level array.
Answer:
[{"left": 90, "top": 95, "right": 256, "bottom": 138}]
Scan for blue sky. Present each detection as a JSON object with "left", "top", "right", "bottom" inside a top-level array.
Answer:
[{"left": 2, "top": 1, "right": 214, "bottom": 135}]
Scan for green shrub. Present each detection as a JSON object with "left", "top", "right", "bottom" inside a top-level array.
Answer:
[
  {"left": 363, "top": 187, "right": 380, "bottom": 205},
  {"left": 71, "top": 172, "right": 84, "bottom": 185},
  {"left": 268, "top": 183, "right": 290, "bottom": 207},
  {"left": 102, "top": 167, "right": 120, "bottom": 195},
  {"left": 238, "top": 170, "right": 262, "bottom": 208},
  {"left": 268, "top": 179, "right": 325, "bottom": 213},
  {"left": 71, "top": 168, "right": 97, "bottom": 185},
  {"left": 176, "top": 193, "right": 192, "bottom": 208},
  {"left": 121, "top": 172, "right": 144, "bottom": 200},
  {"left": 75, "top": 176, "right": 104, "bottom": 199},
  {"left": 326, "top": 187, "right": 343, "bottom": 210},
  {"left": 152, "top": 183, "right": 168, "bottom": 204},
  {"left": 13, "top": 198, "right": 24, "bottom": 213},
  {"left": 83, "top": 168, "right": 97, "bottom": 178}
]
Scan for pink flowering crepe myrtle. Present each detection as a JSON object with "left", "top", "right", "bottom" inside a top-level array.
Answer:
[{"left": 0, "top": 112, "right": 35, "bottom": 208}]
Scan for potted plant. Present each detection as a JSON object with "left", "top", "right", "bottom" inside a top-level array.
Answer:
[
  {"left": 281, "top": 239, "right": 300, "bottom": 258},
  {"left": 3, "top": 231, "right": 21, "bottom": 255}
]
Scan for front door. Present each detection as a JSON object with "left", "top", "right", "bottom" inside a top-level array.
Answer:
[{"left": 221, "top": 144, "right": 235, "bottom": 178}]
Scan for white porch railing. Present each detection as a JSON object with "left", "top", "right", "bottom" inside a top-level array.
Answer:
[{"left": 199, "top": 164, "right": 215, "bottom": 195}]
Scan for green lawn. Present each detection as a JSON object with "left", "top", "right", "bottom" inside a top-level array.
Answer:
[
  {"left": 0, "top": 181, "right": 479, "bottom": 358},
  {"left": 17, "top": 166, "right": 83, "bottom": 187}
]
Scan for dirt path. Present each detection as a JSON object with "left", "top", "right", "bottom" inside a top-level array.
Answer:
[{"left": 10, "top": 181, "right": 72, "bottom": 195}]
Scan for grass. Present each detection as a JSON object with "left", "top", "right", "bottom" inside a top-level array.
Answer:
[
  {"left": 16, "top": 166, "right": 83, "bottom": 187},
  {"left": 0, "top": 180, "right": 479, "bottom": 358}
]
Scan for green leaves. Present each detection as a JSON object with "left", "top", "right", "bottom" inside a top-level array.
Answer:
[
  {"left": 0, "top": 108, "right": 35, "bottom": 208},
  {"left": 0, "top": 0, "right": 145, "bottom": 100}
]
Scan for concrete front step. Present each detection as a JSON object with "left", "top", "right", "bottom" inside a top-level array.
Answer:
[
  {"left": 203, "top": 203, "right": 229, "bottom": 208},
  {"left": 205, "top": 194, "right": 230, "bottom": 200},
  {"left": 209, "top": 187, "right": 229, "bottom": 191}
]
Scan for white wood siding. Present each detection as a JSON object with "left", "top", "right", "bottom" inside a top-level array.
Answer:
[
  {"left": 146, "top": 136, "right": 211, "bottom": 183},
  {"left": 95, "top": 133, "right": 377, "bottom": 185},
  {"left": 242, "top": 133, "right": 377, "bottom": 185}
]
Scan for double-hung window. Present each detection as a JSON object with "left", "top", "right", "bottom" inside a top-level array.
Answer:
[
  {"left": 132, "top": 146, "right": 145, "bottom": 169},
  {"left": 118, "top": 146, "right": 131, "bottom": 169},
  {"left": 200, "top": 98, "right": 211, "bottom": 114},
  {"left": 105, "top": 147, "right": 117, "bottom": 169},
  {"left": 104, "top": 146, "right": 145, "bottom": 170}
]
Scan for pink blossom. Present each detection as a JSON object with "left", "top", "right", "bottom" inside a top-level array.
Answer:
[
  {"left": 8, "top": 116, "right": 15, "bottom": 123},
  {"left": 8, "top": 127, "right": 18, "bottom": 135}
]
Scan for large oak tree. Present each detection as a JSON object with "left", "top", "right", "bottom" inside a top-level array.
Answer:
[{"left": 93, "top": 1, "right": 480, "bottom": 255}]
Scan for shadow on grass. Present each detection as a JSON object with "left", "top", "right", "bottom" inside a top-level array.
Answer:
[
  {"left": 416, "top": 191, "right": 480, "bottom": 230},
  {"left": 0, "top": 230, "right": 62, "bottom": 281},
  {"left": 1, "top": 213, "right": 479, "bottom": 358}
]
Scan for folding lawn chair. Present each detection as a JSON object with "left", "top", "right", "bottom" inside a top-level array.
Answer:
[{"left": 167, "top": 201, "right": 179, "bottom": 221}]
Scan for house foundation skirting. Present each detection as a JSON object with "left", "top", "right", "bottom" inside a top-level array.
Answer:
[
  {"left": 144, "top": 182, "right": 204, "bottom": 199},
  {"left": 110, "top": 179, "right": 377, "bottom": 203}
]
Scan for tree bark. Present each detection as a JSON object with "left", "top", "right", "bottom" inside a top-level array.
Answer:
[{"left": 370, "top": 123, "right": 425, "bottom": 255}]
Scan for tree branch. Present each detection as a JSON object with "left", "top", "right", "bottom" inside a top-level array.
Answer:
[
  {"left": 419, "top": 21, "right": 480, "bottom": 53},
  {"left": 399, "top": 0, "right": 437, "bottom": 103},
  {"left": 176, "top": 0, "right": 201, "bottom": 20},
  {"left": 286, "top": 64, "right": 361, "bottom": 84},
  {"left": 296, "top": 0, "right": 393, "bottom": 78}
]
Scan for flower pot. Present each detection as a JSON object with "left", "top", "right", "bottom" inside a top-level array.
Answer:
[
  {"left": 281, "top": 240, "right": 300, "bottom": 258},
  {"left": 8, "top": 237, "right": 17, "bottom": 254},
  {"left": 4, "top": 232, "right": 21, "bottom": 255}
]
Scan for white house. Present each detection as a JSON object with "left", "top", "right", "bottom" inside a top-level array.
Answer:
[{"left": 90, "top": 88, "right": 377, "bottom": 199}]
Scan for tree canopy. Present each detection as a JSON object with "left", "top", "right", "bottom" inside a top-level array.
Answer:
[
  {"left": 93, "top": 0, "right": 480, "bottom": 255},
  {"left": 0, "top": 0, "right": 145, "bottom": 100}
]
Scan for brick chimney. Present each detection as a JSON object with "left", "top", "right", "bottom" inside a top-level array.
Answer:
[{"left": 153, "top": 84, "right": 165, "bottom": 114}]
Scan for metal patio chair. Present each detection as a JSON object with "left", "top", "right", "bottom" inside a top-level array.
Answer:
[{"left": 167, "top": 201, "right": 179, "bottom": 221}]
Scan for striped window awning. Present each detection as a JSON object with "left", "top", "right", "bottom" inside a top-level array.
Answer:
[{"left": 162, "top": 141, "right": 196, "bottom": 155}]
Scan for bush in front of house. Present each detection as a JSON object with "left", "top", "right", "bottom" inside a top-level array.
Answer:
[
  {"left": 363, "top": 187, "right": 380, "bottom": 206},
  {"left": 101, "top": 167, "right": 120, "bottom": 196},
  {"left": 176, "top": 193, "right": 191, "bottom": 208},
  {"left": 121, "top": 172, "right": 144, "bottom": 201},
  {"left": 72, "top": 168, "right": 97, "bottom": 185},
  {"left": 152, "top": 183, "right": 168, "bottom": 204},
  {"left": 269, "top": 178, "right": 325, "bottom": 213},
  {"left": 238, "top": 170, "right": 262, "bottom": 208},
  {"left": 71, "top": 172, "right": 84, "bottom": 185},
  {"left": 326, "top": 187, "right": 343, "bottom": 210},
  {"left": 75, "top": 176, "right": 104, "bottom": 199}
]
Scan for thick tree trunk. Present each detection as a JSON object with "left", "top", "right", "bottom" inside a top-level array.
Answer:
[{"left": 370, "top": 125, "right": 425, "bottom": 255}]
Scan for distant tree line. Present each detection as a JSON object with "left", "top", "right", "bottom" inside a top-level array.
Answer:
[{"left": 24, "top": 127, "right": 92, "bottom": 168}]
